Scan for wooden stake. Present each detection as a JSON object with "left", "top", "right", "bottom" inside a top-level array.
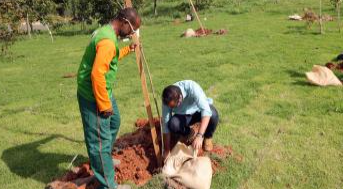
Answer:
[
  {"left": 140, "top": 45, "right": 164, "bottom": 156},
  {"left": 188, "top": 0, "right": 206, "bottom": 35},
  {"left": 338, "top": 1, "right": 341, "bottom": 33},
  {"left": 319, "top": 0, "right": 324, "bottom": 34},
  {"left": 124, "top": 0, "right": 162, "bottom": 166}
]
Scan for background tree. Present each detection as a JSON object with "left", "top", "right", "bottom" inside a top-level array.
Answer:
[
  {"left": 194, "top": 0, "right": 214, "bottom": 10},
  {"left": 0, "top": 1, "right": 24, "bottom": 55},
  {"left": 16, "top": 0, "right": 56, "bottom": 34},
  {"left": 92, "top": 0, "right": 144, "bottom": 25},
  {"left": 69, "top": 0, "right": 92, "bottom": 30},
  {"left": 69, "top": 0, "right": 78, "bottom": 20},
  {"left": 0, "top": 0, "right": 56, "bottom": 55},
  {"left": 153, "top": 0, "right": 158, "bottom": 16},
  {"left": 52, "top": 0, "right": 69, "bottom": 16}
]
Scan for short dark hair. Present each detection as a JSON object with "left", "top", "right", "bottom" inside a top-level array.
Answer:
[
  {"left": 115, "top": 8, "right": 140, "bottom": 27},
  {"left": 162, "top": 85, "right": 182, "bottom": 105}
]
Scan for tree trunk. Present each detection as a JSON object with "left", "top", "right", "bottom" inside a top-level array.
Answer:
[
  {"left": 29, "top": 21, "right": 34, "bottom": 34},
  {"left": 153, "top": 0, "right": 158, "bottom": 16},
  {"left": 26, "top": 13, "right": 31, "bottom": 38},
  {"left": 81, "top": 18, "right": 84, "bottom": 31},
  {"left": 319, "top": 0, "right": 324, "bottom": 34}
]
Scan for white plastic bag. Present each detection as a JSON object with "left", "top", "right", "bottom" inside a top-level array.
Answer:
[
  {"left": 162, "top": 142, "right": 212, "bottom": 189},
  {"left": 182, "top": 29, "right": 196, "bottom": 38}
]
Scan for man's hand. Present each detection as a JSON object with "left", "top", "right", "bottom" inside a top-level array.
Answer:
[
  {"left": 129, "top": 43, "right": 137, "bottom": 52},
  {"left": 192, "top": 134, "right": 204, "bottom": 150},
  {"left": 100, "top": 108, "right": 113, "bottom": 119}
]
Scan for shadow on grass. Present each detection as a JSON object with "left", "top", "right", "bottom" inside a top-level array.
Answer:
[
  {"left": 292, "top": 80, "right": 314, "bottom": 86},
  {"left": 286, "top": 70, "right": 316, "bottom": 86},
  {"left": 284, "top": 25, "right": 321, "bottom": 35},
  {"left": 1, "top": 134, "right": 87, "bottom": 184},
  {"left": 286, "top": 69, "right": 305, "bottom": 78},
  {"left": 54, "top": 28, "right": 95, "bottom": 37},
  {"left": 265, "top": 9, "right": 294, "bottom": 16}
]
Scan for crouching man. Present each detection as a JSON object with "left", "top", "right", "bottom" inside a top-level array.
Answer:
[{"left": 162, "top": 80, "right": 219, "bottom": 159}]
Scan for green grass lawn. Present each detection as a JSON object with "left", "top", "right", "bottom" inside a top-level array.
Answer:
[{"left": 1, "top": 0, "right": 342, "bottom": 189}]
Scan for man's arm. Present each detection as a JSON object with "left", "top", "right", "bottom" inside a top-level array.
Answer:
[
  {"left": 118, "top": 46, "right": 131, "bottom": 60},
  {"left": 193, "top": 83, "right": 212, "bottom": 128},
  {"left": 91, "top": 39, "right": 116, "bottom": 113},
  {"left": 198, "top": 116, "right": 210, "bottom": 136},
  {"left": 192, "top": 82, "right": 212, "bottom": 149},
  {"left": 162, "top": 103, "right": 172, "bottom": 158},
  {"left": 163, "top": 133, "right": 171, "bottom": 159}
]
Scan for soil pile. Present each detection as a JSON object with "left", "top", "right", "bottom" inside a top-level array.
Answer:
[
  {"left": 46, "top": 118, "right": 235, "bottom": 189},
  {"left": 194, "top": 28, "right": 213, "bottom": 36},
  {"left": 325, "top": 62, "right": 343, "bottom": 73},
  {"left": 194, "top": 28, "right": 228, "bottom": 37}
]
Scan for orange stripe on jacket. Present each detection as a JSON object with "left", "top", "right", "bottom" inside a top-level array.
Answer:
[
  {"left": 119, "top": 46, "right": 130, "bottom": 60},
  {"left": 91, "top": 39, "right": 130, "bottom": 112}
]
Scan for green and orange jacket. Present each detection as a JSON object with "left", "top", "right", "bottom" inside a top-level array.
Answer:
[{"left": 77, "top": 24, "right": 131, "bottom": 112}]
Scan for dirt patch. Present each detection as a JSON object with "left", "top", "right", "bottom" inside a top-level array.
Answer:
[
  {"left": 325, "top": 62, "right": 336, "bottom": 70},
  {"left": 62, "top": 73, "right": 77, "bottom": 78},
  {"left": 47, "top": 118, "right": 236, "bottom": 189},
  {"left": 194, "top": 28, "right": 228, "bottom": 37},
  {"left": 302, "top": 9, "right": 318, "bottom": 22},
  {"left": 302, "top": 9, "right": 334, "bottom": 22},
  {"left": 112, "top": 121, "right": 161, "bottom": 186},
  {"left": 322, "top": 14, "right": 334, "bottom": 22},
  {"left": 325, "top": 62, "right": 343, "bottom": 73},
  {"left": 173, "top": 19, "right": 182, "bottom": 25},
  {"left": 194, "top": 27, "right": 213, "bottom": 36},
  {"left": 206, "top": 145, "right": 233, "bottom": 158},
  {"left": 134, "top": 117, "right": 160, "bottom": 128},
  {"left": 214, "top": 29, "right": 228, "bottom": 35}
]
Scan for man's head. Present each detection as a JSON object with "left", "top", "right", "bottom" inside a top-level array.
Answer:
[
  {"left": 113, "top": 8, "right": 141, "bottom": 38},
  {"left": 162, "top": 85, "right": 183, "bottom": 108}
]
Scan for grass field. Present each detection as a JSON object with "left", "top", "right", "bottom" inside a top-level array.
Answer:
[{"left": 0, "top": 0, "right": 343, "bottom": 189}]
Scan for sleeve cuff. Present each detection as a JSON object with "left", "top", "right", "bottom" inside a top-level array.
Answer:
[{"left": 201, "top": 110, "right": 212, "bottom": 117}]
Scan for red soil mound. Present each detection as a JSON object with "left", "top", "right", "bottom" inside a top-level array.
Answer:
[
  {"left": 195, "top": 27, "right": 213, "bottom": 36},
  {"left": 325, "top": 62, "right": 343, "bottom": 72},
  {"left": 47, "top": 118, "right": 236, "bottom": 189},
  {"left": 194, "top": 28, "right": 228, "bottom": 37}
]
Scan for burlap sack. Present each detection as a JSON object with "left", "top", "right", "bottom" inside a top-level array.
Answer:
[
  {"left": 306, "top": 65, "right": 342, "bottom": 86},
  {"left": 162, "top": 142, "right": 212, "bottom": 189}
]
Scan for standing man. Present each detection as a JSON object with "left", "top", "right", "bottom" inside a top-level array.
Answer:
[
  {"left": 77, "top": 8, "right": 140, "bottom": 189},
  {"left": 162, "top": 80, "right": 219, "bottom": 158}
]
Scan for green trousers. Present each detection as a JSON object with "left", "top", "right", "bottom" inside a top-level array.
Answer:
[{"left": 77, "top": 93, "right": 120, "bottom": 189}]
